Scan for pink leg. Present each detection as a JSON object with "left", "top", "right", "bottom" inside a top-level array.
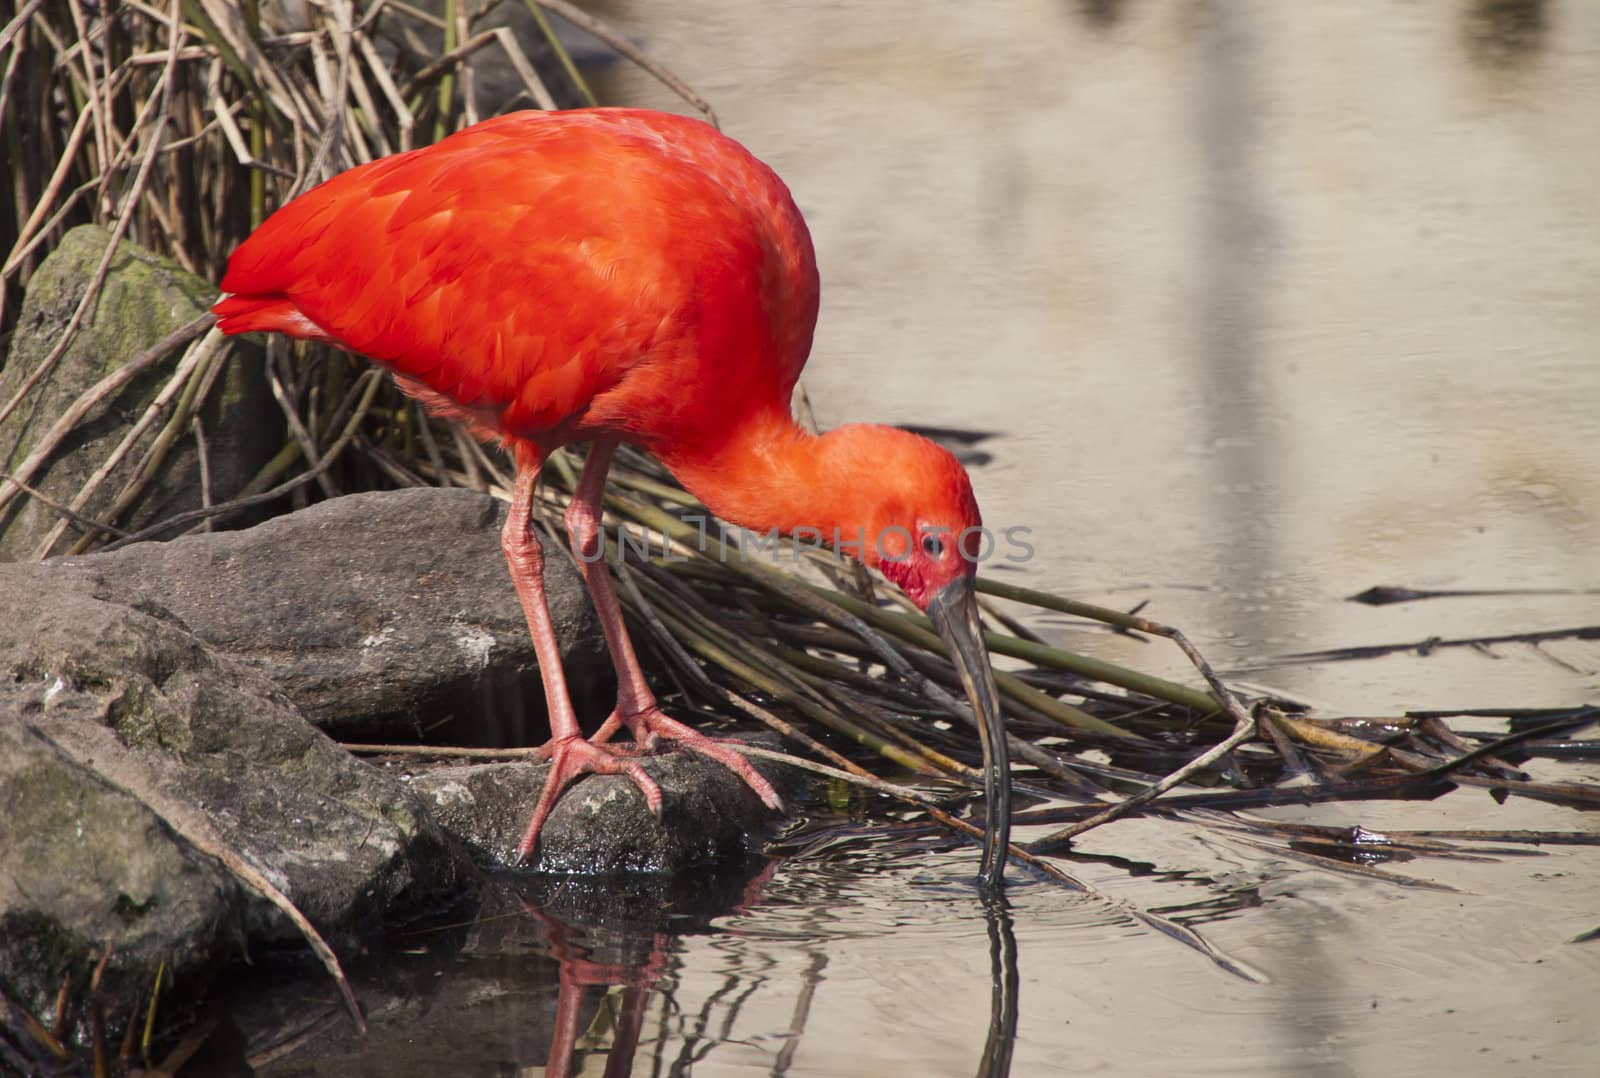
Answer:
[
  {"left": 503, "top": 449, "right": 662, "bottom": 862},
  {"left": 565, "top": 441, "right": 782, "bottom": 810}
]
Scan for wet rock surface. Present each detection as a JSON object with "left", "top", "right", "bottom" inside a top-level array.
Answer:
[{"left": 411, "top": 731, "right": 796, "bottom": 874}]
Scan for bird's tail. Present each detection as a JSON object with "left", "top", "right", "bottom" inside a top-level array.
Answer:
[{"left": 212, "top": 293, "right": 337, "bottom": 343}]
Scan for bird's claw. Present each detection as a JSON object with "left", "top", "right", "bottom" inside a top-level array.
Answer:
[
  {"left": 618, "top": 706, "right": 785, "bottom": 814},
  {"left": 515, "top": 735, "right": 663, "bottom": 863},
  {"left": 515, "top": 707, "right": 784, "bottom": 864}
]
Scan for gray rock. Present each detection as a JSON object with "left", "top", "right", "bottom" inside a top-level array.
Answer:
[
  {"left": 75, "top": 486, "right": 612, "bottom": 743},
  {"left": 0, "top": 561, "right": 460, "bottom": 1022},
  {"left": 0, "top": 223, "right": 279, "bottom": 561},
  {"left": 411, "top": 731, "right": 797, "bottom": 874},
  {"left": 0, "top": 487, "right": 798, "bottom": 1033},
  {"left": 0, "top": 717, "right": 243, "bottom": 1019}
]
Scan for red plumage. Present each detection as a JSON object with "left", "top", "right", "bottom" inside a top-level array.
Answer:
[
  {"left": 214, "top": 108, "right": 1008, "bottom": 875},
  {"left": 217, "top": 109, "right": 818, "bottom": 458}
]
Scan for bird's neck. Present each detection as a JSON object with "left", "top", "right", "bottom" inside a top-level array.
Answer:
[{"left": 656, "top": 408, "right": 877, "bottom": 556}]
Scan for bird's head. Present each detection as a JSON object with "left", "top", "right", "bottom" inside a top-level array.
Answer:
[
  {"left": 834, "top": 424, "right": 1011, "bottom": 882},
  {"left": 840, "top": 427, "right": 984, "bottom": 611},
  {"left": 678, "top": 419, "right": 1015, "bottom": 883}
]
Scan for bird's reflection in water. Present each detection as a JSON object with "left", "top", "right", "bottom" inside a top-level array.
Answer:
[
  {"left": 223, "top": 833, "right": 1026, "bottom": 1073},
  {"left": 520, "top": 900, "right": 664, "bottom": 1078},
  {"left": 513, "top": 857, "right": 780, "bottom": 1076},
  {"left": 518, "top": 851, "right": 1025, "bottom": 1077},
  {"left": 977, "top": 889, "right": 1020, "bottom": 1078}
]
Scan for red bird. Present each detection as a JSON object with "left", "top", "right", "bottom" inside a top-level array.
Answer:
[{"left": 214, "top": 108, "right": 1011, "bottom": 883}]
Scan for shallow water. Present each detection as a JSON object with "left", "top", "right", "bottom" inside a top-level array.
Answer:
[
  {"left": 253, "top": 780, "right": 1597, "bottom": 1076},
  {"left": 263, "top": 2, "right": 1599, "bottom": 1074}
]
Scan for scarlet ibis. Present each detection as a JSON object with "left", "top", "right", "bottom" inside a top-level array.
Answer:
[{"left": 213, "top": 108, "right": 1012, "bottom": 884}]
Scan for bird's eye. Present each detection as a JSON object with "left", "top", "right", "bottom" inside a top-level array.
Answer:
[{"left": 921, "top": 534, "right": 945, "bottom": 558}]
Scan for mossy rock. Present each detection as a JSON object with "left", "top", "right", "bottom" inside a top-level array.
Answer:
[{"left": 0, "top": 224, "right": 279, "bottom": 560}]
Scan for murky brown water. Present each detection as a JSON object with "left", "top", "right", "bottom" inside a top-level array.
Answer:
[{"left": 258, "top": 3, "right": 1600, "bottom": 1075}]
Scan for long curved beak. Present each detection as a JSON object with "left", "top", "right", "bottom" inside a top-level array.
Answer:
[{"left": 928, "top": 576, "right": 1011, "bottom": 888}]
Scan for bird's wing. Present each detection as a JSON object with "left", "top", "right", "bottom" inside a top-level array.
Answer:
[{"left": 217, "top": 114, "right": 693, "bottom": 438}]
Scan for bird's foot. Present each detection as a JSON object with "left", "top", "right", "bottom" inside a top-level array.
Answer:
[
  {"left": 601, "top": 705, "right": 785, "bottom": 814},
  {"left": 515, "top": 735, "right": 664, "bottom": 862}
]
